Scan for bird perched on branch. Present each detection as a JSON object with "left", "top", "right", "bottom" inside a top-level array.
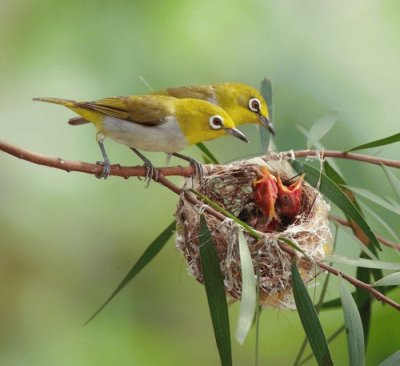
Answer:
[
  {"left": 153, "top": 82, "right": 275, "bottom": 135},
  {"left": 33, "top": 95, "right": 248, "bottom": 181}
]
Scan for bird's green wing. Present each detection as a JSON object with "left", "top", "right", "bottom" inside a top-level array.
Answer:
[
  {"left": 79, "top": 95, "right": 176, "bottom": 125},
  {"left": 154, "top": 85, "right": 215, "bottom": 102}
]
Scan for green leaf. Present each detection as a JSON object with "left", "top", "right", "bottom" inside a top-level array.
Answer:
[
  {"left": 199, "top": 215, "right": 232, "bottom": 366},
  {"left": 85, "top": 221, "right": 175, "bottom": 325},
  {"left": 325, "top": 255, "right": 400, "bottom": 270},
  {"left": 190, "top": 189, "right": 261, "bottom": 240},
  {"left": 324, "top": 158, "right": 377, "bottom": 344},
  {"left": 374, "top": 272, "right": 400, "bottom": 286},
  {"left": 339, "top": 276, "right": 365, "bottom": 366},
  {"left": 355, "top": 257, "right": 372, "bottom": 346},
  {"left": 345, "top": 186, "right": 400, "bottom": 215},
  {"left": 196, "top": 142, "right": 219, "bottom": 164},
  {"left": 260, "top": 78, "right": 273, "bottom": 121},
  {"left": 346, "top": 132, "right": 400, "bottom": 152},
  {"left": 291, "top": 261, "right": 333, "bottom": 366},
  {"left": 291, "top": 160, "right": 381, "bottom": 251},
  {"left": 361, "top": 203, "right": 400, "bottom": 242},
  {"left": 379, "top": 350, "right": 400, "bottom": 366},
  {"left": 235, "top": 230, "right": 257, "bottom": 345},
  {"left": 278, "top": 236, "right": 307, "bottom": 257},
  {"left": 260, "top": 78, "right": 273, "bottom": 152},
  {"left": 381, "top": 164, "right": 400, "bottom": 201},
  {"left": 321, "top": 284, "right": 397, "bottom": 310},
  {"left": 307, "top": 111, "right": 339, "bottom": 149}
]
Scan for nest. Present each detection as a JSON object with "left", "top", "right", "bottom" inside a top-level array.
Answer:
[{"left": 175, "top": 156, "right": 332, "bottom": 309}]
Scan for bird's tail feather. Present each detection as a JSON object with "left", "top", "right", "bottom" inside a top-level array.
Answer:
[{"left": 33, "top": 97, "right": 77, "bottom": 107}]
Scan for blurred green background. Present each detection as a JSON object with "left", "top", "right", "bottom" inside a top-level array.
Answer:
[{"left": 1, "top": 1, "right": 400, "bottom": 365}]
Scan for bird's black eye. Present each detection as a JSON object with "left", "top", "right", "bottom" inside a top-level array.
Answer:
[
  {"left": 209, "top": 115, "right": 224, "bottom": 130},
  {"left": 248, "top": 97, "right": 261, "bottom": 113}
]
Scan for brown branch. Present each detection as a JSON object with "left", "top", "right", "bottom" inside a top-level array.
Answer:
[
  {"left": 2, "top": 140, "right": 400, "bottom": 181},
  {"left": 2, "top": 139, "right": 400, "bottom": 311},
  {"left": 279, "top": 244, "right": 400, "bottom": 311},
  {"left": 0, "top": 140, "right": 193, "bottom": 178},
  {"left": 329, "top": 215, "right": 400, "bottom": 251},
  {"left": 287, "top": 150, "right": 400, "bottom": 168}
]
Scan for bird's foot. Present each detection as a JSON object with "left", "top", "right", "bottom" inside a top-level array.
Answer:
[
  {"left": 95, "top": 160, "right": 111, "bottom": 179},
  {"left": 171, "top": 152, "right": 204, "bottom": 181},
  {"left": 142, "top": 160, "right": 159, "bottom": 187}
]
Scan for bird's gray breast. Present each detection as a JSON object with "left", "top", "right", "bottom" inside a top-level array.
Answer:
[{"left": 101, "top": 116, "right": 188, "bottom": 153}]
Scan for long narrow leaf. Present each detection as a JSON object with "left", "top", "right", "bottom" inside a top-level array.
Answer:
[
  {"left": 196, "top": 142, "right": 219, "bottom": 164},
  {"left": 321, "top": 284, "right": 397, "bottom": 310},
  {"left": 85, "top": 221, "right": 175, "bottom": 324},
  {"left": 326, "top": 255, "right": 400, "bottom": 270},
  {"left": 374, "top": 272, "right": 400, "bottom": 286},
  {"left": 381, "top": 164, "right": 400, "bottom": 201},
  {"left": 307, "top": 111, "right": 338, "bottom": 149},
  {"left": 339, "top": 276, "right": 365, "bottom": 366},
  {"left": 298, "top": 325, "right": 346, "bottom": 366},
  {"left": 291, "top": 160, "right": 381, "bottom": 251},
  {"left": 199, "top": 215, "right": 232, "bottom": 366},
  {"left": 354, "top": 258, "right": 372, "bottom": 346},
  {"left": 259, "top": 78, "right": 273, "bottom": 153},
  {"left": 291, "top": 261, "right": 333, "bottom": 366},
  {"left": 379, "top": 350, "right": 400, "bottom": 366},
  {"left": 324, "top": 157, "right": 377, "bottom": 343},
  {"left": 346, "top": 132, "right": 400, "bottom": 152},
  {"left": 345, "top": 186, "right": 400, "bottom": 215},
  {"left": 361, "top": 203, "right": 400, "bottom": 242},
  {"left": 235, "top": 230, "right": 257, "bottom": 345}
]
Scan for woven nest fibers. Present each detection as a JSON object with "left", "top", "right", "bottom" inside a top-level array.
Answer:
[{"left": 176, "top": 157, "right": 332, "bottom": 309}]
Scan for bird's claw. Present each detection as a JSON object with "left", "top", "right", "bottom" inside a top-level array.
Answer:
[
  {"left": 143, "top": 161, "right": 159, "bottom": 187},
  {"left": 96, "top": 160, "right": 111, "bottom": 179},
  {"left": 190, "top": 160, "right": 204, "bottom": 182}
]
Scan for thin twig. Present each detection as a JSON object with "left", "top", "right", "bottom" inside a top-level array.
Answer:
[
  {"left": 329, "top": 215, "right": 400, "bottom": 251},
  {"left": 279, "top": 244, "right": 400, "bottom": 311},
  {"left": 0, "top": 140, "right": 193, "bottom": 178},
  {"left": 287, "top": 150, "right": 400, "bottom": 168},
  {"left": 2, "top": 141, "right": 400, "bottom": 180}
]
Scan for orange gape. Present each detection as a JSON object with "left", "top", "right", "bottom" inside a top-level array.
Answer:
[
  {"left": 276, "top": 175, "right": 304, "bottom": 219},
  {"left": 252, "top": 167, "right": 305, "bottom": 229},
  {"left": 252, "top": 166, "right": 278, "bottom": 224}
]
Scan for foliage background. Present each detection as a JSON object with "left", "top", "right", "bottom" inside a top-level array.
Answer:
[{"left": 1, "top": 1, "right": 400, "bottom": 365}]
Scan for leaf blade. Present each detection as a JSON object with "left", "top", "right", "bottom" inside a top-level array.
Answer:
[
  {"left": 339, "top": 276, "right": 365, "bottom": 366},
  {"left": 196, "top": 142, "right": 219, "bottom": 164},
  {"left": 235, "top": 230, "right": 257, "bottom": 345},
  {"left": 292, "top": 261, "right": 333, "bottom": 366},
  {"left": 325, "top": 255, "right": 400, "bottom": 270},
  {"left": 345, "top": 186, "right": 400, "bottom": 215},
  {"left": 199, "top": 215, "right": 232, "bottom": 366},
  {"left": 381, "top": 164, "right": 400, "bottom": 201},
  {"left": 346, "top": 132, "right": 400, "bottom": 152},
  {"left": 379, "top": 350, "right": 400, "bottom": 366},
  {"left": 374, "top": 272, "right": 400, "bottom": 286},
  {"left": 291, "top": 160, "right": 381, "bottom": 251},
  {"left": 85, "top": 220, "right": 175, "bottom": 324},
  {"left": 307, "top": 111, "right": 339, "bottom": 149},
  {"left": 260, "top": 78, "right": 273, "bottom": 152}
]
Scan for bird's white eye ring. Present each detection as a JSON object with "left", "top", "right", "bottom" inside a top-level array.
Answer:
[
  {"left": 248, "top": 97, "right": 261, "bottom": 113},
  {"left": 209, "top": 115, "right": 224, "bottom": 130}
]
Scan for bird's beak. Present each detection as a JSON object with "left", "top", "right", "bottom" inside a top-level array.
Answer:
[
  {"left": 259, "top": 115, "right": 276, "bottom": 136},
  {"left": 225, "top": 128, "right": 249, "bottom": 143}
]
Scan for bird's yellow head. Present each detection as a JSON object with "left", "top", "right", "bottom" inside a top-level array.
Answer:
[
  {"left": 213, "top": 83, "right": 275, "bottom": 135},
  {"left": 175, "top": 99, "right": 248, "bottom": 146}
]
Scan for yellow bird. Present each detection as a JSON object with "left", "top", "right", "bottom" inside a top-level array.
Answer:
[
  {"left": 153, "top": 82, "right": 275, "bottom": 135},
  {"left": 33, "top": 95, "right": 248, "bottom": 180}
]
